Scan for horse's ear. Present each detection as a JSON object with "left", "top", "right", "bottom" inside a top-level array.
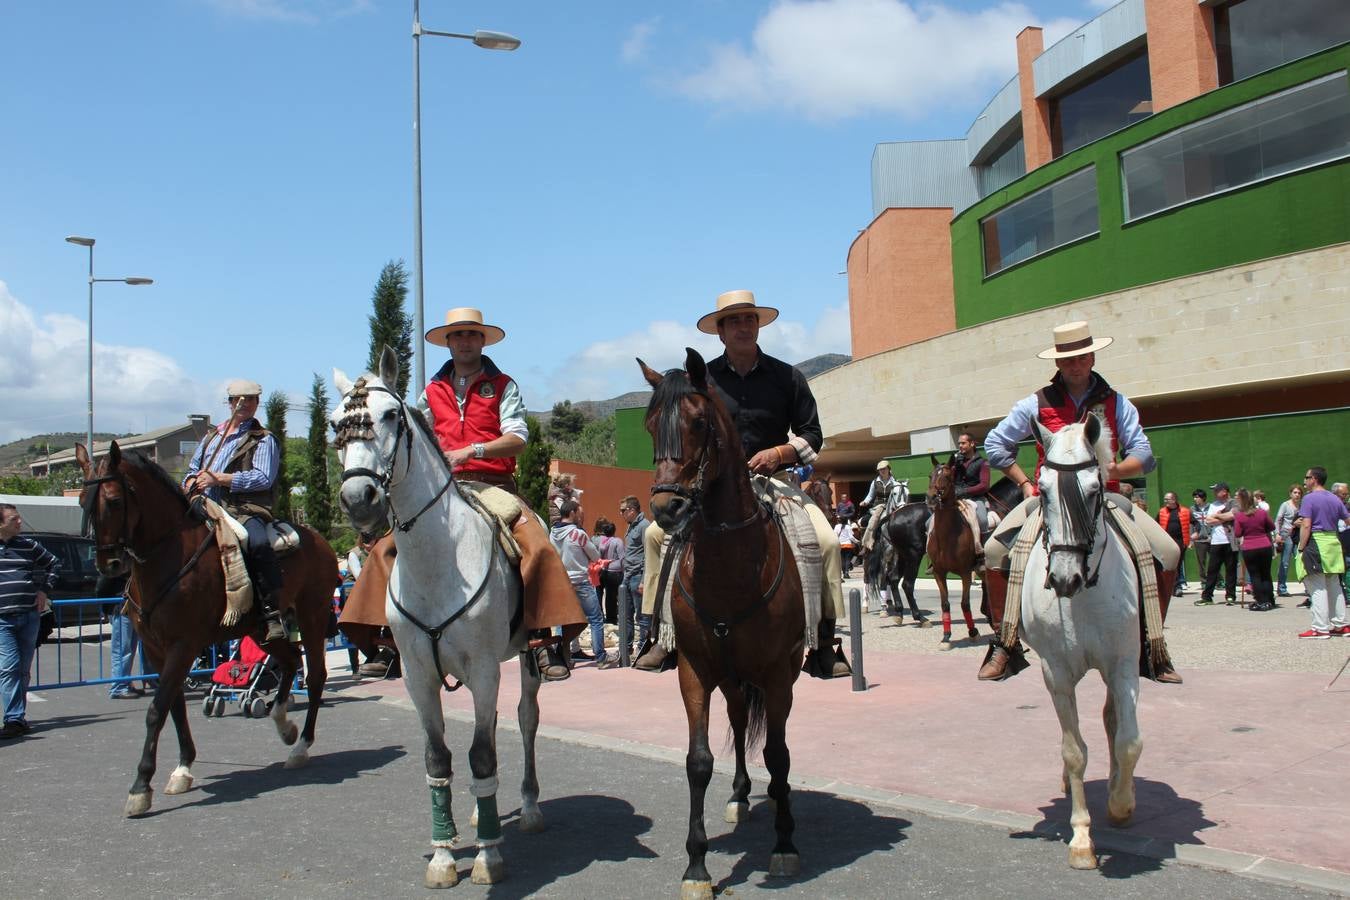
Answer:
[
  {"left": 1031, "top": 418, "right": 1053, "bottom": 448},
  {"left": 685, "top": 348, "right": 707, "bottom": 389},
  {"left": 378, "top": 345, "right": 399, "bottom": 388},
  {"left": 637, "top": 358, "right": 663, "bottom": 388},
  {"left": 108, "top": 440, "right": 121, "bottom": 468},
  {"left": 1083, "top": 412, "right": 1101, "bottom": 448},
  {"left": 334, "top": 368, "right": 354, "bottom": 397},
  {"left": 930, "top": 454, "right": 941, "bottom": 468},
  {"left": 75, "top": 443, "right": 90, "bottom": 476}
]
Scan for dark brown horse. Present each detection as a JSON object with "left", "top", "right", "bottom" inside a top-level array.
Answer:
[
  {"left": 802, "top": 477, "right": 836, "bottom": 526},
  {"left": 925, "top": 454, "right": 984, "bottom": 646},
  {"left": 639, "top": 349, "right": 805, "bottom": 899},
  {"left": 77, "top": 441, "right": 338, "bottom": 817}
]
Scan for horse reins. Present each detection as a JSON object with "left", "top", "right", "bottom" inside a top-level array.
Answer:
[
  {"left": 1038, "top": 455, "right": 1107, "bottom": 589},
  {"left": 337, "top": 379, "right": 508, "bottom": 694}
]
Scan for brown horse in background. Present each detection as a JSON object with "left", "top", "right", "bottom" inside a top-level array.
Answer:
[
  {"left": 802, "top": 477, "right": 836, "bottom": 526},
  {"left": 639, "top": 349, "right": 806, "bottom": 899},
  {"left": 77, "top": 442, "right": 338, "bottom": 817},
  {"left": 926, "top": 454, "right": 984, "bottom": 647}
]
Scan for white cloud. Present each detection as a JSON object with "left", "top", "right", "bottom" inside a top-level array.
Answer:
[
  {"left": 675, "top": 0, "right": 1081, "bottom": 121},
  {"left": 205, "top": 0, "right": 373, "bottom": 25},
  {"left": 0, "top": 281, "right": 221, "bottom": 445},
  {"left": 522, "top": 304, "right": 851, "bottom": 408},
  {"left": 622, "top": 18, "right": 661, "bottom": 64}
]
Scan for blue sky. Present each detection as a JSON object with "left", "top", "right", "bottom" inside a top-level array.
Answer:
[{"left": 0, "top": 0, "right": 1098, "bottom": 443}]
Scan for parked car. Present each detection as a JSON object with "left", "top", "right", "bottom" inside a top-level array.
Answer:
[{"left": 25, "top": 532, "right": 109, "bottom": 633}]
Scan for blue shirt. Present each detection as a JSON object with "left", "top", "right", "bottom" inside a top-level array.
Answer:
[
  {"left": 983, "top": 374, "right": 1153, "bottom": 473},
  {"left": 183, "top": 418, "right": 279, "bottom": 503}
]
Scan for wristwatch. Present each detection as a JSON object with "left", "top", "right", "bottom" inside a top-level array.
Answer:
[{"left": 472, "top": 442, "right": 486, "bottom": 459}]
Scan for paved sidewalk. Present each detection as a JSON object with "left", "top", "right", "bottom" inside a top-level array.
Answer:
[{"left": 346, "top": 635, "right": 1350, "bottom": 895}]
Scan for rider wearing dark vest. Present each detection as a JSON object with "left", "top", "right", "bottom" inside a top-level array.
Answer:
[
  {"left": 182, "top": 379, "right": 288, "bottom": 643},
  {"left": 979, "top": 321, "right": 1182, "bottom": 685}
]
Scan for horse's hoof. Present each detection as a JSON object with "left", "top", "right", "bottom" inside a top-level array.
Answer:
[
  {"left": 968, "top": 628, "right": 979, "bottom": 641},
  {"left": 768, "top": 852, "right": 800, "bottom": 877},
  {"left": 724, "top": 800, "right": 750, "bottom": 823},
  {"left": 1068, "top": 846, "right": 1098, "bottom": 870},
  {"left": 519, "top": 807, "right": 546, "bottom": 834},
  {"left": 917, "top": 618, "right": 933, "bottom": 628},
  {"left": 284, "top": 749, "right": 310, "bottom": 769},
  {"left": 680, "top": 880, "right": 714, "bottom": 900},
  {"left": 470, "top": 855, "right": 505, "bottom": 885},
  {"left": 425, "top": 850, "right": 459, "bottom": 888},
  {"left": 124, "top": 791, "right": 152, "bottom": 818},
  {"left": 1107, "top": 807, "right": 1134, "bottom": 827},
  {"left": 164, "top": 767, "right": 193, "bottom": 795},
  {"left": 939, "top": 638, "right": 953, "bottom": 650},
  {"left": 890, "top": 616, "right": 904, "bottom": 626},
  {"left": 281, "top": 722, "right": 299, "bottom": 746}
]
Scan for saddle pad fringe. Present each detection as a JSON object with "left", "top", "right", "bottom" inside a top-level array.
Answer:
[
  {"left": 203, "top": 498, "right": 253, "bottom": 626},
  {"left": 1000, "top": 506, "right": 1042, "bottom": 647},
  {"left": 756, "top": 477, "right": 822, "bottom": 651},
  {"left": 1106, "top": 504, "right": 1169, "bottom": 676}
]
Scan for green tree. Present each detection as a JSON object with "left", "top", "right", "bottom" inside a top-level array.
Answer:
[
  {"left": 517, "top": 416, "right": 554, "bottom": 519},
  {"left": 265, "top": 390, "right": 292, "bottom": 521},
  {"left": 304, "top": 375, "right": 333, "bottom": 536},
  {"left": 366, "top": 260, "right": 414, "bottom": 399},
  {"left": 547, "top": 400, "right": 588, "bottom": 442},
  {"left": 551, "top": 414, "right": 616, "bottom": 466}
]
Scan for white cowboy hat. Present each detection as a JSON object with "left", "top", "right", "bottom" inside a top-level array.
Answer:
[
  {"left": 1037, "top": 321, "right": 1113, "bottom": 360},
  {"left": 696, "top": 289, "right": 780, "bottom": 335},
  {"left": 425, "top": 307, "right": 506, "bottom": 347},
  {"left": 876, "top": 459, "right": 891, "bottom": 470},
  {"left": 225, "top": 378, "right": 262, "bottom": 398}
]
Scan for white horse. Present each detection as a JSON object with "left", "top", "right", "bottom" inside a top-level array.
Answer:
[
  {"left": 1021, "top": 417, "right": 1143, "bottom": 870},
  {"left": 332, "top": 348, "right": 545, "bottom": 889}
]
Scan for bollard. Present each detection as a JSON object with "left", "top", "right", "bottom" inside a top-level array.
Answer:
[
  {"left": 618, "top": 583, "right": 633, "bottom": 667},
  {"left": 848, "top": 588, "right": 866, "bottom": 692}
]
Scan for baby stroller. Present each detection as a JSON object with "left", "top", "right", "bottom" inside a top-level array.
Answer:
[{"left": 201, "top": 636, "right": 297, "bottom": 719}]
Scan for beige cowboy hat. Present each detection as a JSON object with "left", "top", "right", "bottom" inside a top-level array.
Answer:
[
  {"left": 696, "top": 289, "right": 780, "bottom": 335},
  {"left": 1037, "top": 320, "right": 1113, "bottom": 360},
  {"left": 425, "top": 307, "right": 506, "bottom": 347},
  {"left": 225, "top": 378, "right": 262, "bottom": 398},
  {"left": 876, "top": 459, "right": 891, "bottom": 470}
]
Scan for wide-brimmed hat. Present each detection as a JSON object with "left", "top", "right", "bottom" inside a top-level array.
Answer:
[
  {"left": 225, "top": 378, "right": 262, "bottom": 398},
  {"left": 696, "top": 290, "right": 780, "bottom": 335},
  {"left": 425, "top": 307, "right": 506, "bottom": 347},
  {"left": 1037, "top": 321, "right": 1113, "bottom": 360},
  {"left": 876, "top": 459, "right": 891, "bottom": 470}
]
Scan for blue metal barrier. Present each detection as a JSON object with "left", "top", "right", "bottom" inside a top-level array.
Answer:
[{"left": 31, "top": 596, "right": 356, "bottom": 691}]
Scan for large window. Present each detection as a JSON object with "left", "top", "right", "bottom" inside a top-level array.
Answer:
[
  {"left": 1051, "top": 50, "right": 1153, "bottom": 156},
  {"left": 980, "top": 166, "right": 1099, "bottom": 276},
  {"left": 1216, "top": 0, "right": 1350, "bottom": 85},
  {"left": 1121, "top": 72, "right": 1350, "bottom": 221},
  {"left": 977, "top": 127, "right": 1026, "bottom": 198}
]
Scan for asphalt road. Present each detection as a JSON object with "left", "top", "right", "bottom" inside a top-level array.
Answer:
[{"left": 4, "top": 667, "right": 1336, "bottom": 900}]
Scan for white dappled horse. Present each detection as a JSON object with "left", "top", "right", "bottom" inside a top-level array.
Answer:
[
  {"left": 1022, "top": 416, "right": 1143, "bottom": 870},
  {"left": 332, "top": 348, "right": 544, "bottom": 889}
]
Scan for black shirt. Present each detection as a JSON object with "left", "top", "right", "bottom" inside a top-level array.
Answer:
[{"left": 707, "top": 350, "right": 823, "bottom": 462}]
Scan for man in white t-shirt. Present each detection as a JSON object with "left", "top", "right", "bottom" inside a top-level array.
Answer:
[{"left": 1198, "top": 481, "right": 1237, "bottom": 605}]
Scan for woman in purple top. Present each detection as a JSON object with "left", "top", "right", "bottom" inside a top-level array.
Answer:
[{"left": 1233, "top": 488, "right": 1277, "bottom": 611}]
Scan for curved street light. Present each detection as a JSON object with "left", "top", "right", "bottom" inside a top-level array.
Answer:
[
  {"left": 65, "top": 235, "right": 154, "bottom": 458},
  {"left": 411, "top": 2, "right": 520, "bottom": 397}
]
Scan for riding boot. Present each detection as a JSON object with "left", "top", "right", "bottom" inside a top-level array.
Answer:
[
  {"left": 977, "top": 568, "right": 1028, "bottom": 681},
  {"left": 260, "top": 589, "right": 287, "bottom": 644},
  {"left": 1142, "top": 568, "right": 1182, "bottom": 684},
  {"left": 633, "top": 637, "right": 676, "bottom": 672},
  {"left": 802, "top": 618, "right": 851, "bottom": 679}
]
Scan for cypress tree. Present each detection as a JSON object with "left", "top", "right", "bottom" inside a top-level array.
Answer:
[
  {"left": 517, "top": 416, "right": 554, "bottom": 520},
  {"left": 265, "top": 390, "right": 292, "bottom": 521},
  {"left": 304, "top": 374, "right": 333, "bottom": 535},
  {"left": 366, "top": 260, "right": 414, "bottom": 399}
]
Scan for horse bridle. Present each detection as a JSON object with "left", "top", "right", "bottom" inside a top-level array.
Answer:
[
  {"left": 336, "top": 382, "right": 452, "bottom": 534},
  {"left": 81, "top": 469, "right": 144, "bottom": 563},
  {"left": 1038, "top": 455, "right": 1106, "bottom": 588}
]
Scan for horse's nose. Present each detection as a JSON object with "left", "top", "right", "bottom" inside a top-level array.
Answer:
[{"left": 1051, "top": 572, "right": 1084, "bottom": 598}]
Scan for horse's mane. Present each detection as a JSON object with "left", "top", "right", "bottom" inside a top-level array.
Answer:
[
  {"left": 1046, "top": 423, "right": 1109, "bottom": 545},
  {"left": 646, "top": 369, "right": 699, "bottom": 461},
  {"left": 120, "top": 449, "right": 190, "bottom": 510}
]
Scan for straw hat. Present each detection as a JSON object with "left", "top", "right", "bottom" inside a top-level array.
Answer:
[
  {"left": 696, "top": 290, "right": 780, "bottom": 335},
  {"left": 225, "top": 378, "right": 262, "bottom": 398},
  {"left": 425, "top": 307, "right": 506, "bottom": 347},
  {"left": 1036, "top": 321, "right": 1113, "bottom": 360},
  {"left": 876, "top": 459, "right": 891, "bottom": 470}
]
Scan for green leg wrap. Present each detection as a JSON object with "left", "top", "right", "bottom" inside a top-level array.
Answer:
[
  {"left": 430, "top": 783, "right": 458, "bottom": 845},
  {"left": 475, "top": 795, "right": 501, "bottom": 843}
]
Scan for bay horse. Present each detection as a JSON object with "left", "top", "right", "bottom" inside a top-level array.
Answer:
[
  {"left": 1021, "top": 417, "right": 1142, "bottom": 869},
  {"left": 925, "top": 455, "right": 983, "bottom": 646},
  {"left": 333, "top": 348, "right": 544, "bottom": 889},
  {"left": 76, "top": 442, "right": 336, "bottom": 817},
  {"left": 639, "top": 349, "right": 805, "bottom": 899}
]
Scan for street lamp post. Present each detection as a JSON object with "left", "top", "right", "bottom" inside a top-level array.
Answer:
[
  {"left": 65, "top": 236, "right": 153, "bottom": 458},
  {"left": 411, "top": 1, "right": 520, "bottom": 397}
]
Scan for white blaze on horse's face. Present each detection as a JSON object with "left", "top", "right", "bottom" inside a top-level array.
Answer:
[
  {"left": 1038, "top": 422, "right": 1106, "bottom": 599},
  {"left": 331, "top": 370, "right": 403, "bottom": 534}
]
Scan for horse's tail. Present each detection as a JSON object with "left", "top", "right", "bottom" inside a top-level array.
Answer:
[{"left": 740, "top": 681, "right": 767, "bottom": 755}]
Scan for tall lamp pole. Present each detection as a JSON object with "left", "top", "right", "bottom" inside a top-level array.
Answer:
[
  {"left": 412, "top": 1, "right": 520, "bottom": 397},
  {"left": 65, "top": 236, "right": 154, "bottom": 457}
]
